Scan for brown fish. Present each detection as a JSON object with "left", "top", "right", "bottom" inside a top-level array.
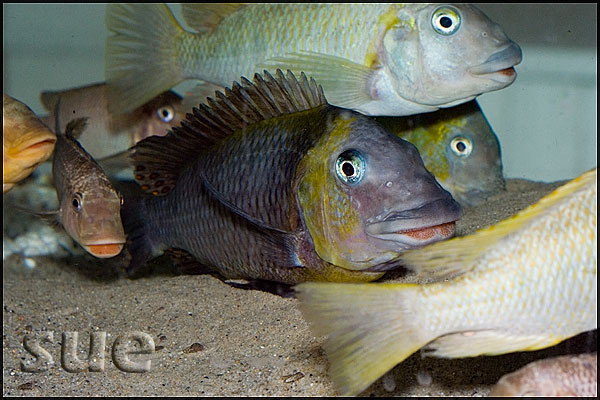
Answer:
[
  {"left": 39, "top": 82, "right": 187, "bottom": 159},
  {"left": 49, "top": 117, "right": 126, "bottom": 258},
  {"left": 490, "top": 352, "right": 597, "bottom": 397},
  {"left": 3, "top": 94, "right": 56, "bottom": 193}
]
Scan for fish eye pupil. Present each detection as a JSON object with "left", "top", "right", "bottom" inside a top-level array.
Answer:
[
  {"left": 335, "top": 149, "right": 365, "bottom": 185},
  {"left": 440, "top": 16, "right": 452, "bottom": 28},
  {"left": 456, "top": 141, "right": 466, "bottom": 152},
  {"left": 158, "top": 107, "right": 174, "bottom": 122},
  {"left": 72, "top": 198, "right": 80, "bottom": 209},
  {"left": 341, "top": 161, "right": 355, "bottom": 177}
]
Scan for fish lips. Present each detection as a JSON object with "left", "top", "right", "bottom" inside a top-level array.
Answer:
[
  {"left": 365, "top": 198, "right": 463, "bottom": 249},
  {"left": 469, "top": 42, "right": 523, "bottom": 83}
]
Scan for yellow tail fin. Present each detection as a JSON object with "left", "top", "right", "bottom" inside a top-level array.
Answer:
[
  {"left": 105, "top": 4, "right": 188, "bottom": 114},
  {"left": 296, "top": 282, "right": 431, "bottom": 396}
]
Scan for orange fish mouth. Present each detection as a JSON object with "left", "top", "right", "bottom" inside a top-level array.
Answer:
[
  {"left": 84, "top": 243, "right": 124, "bottom": 258},
  {"left": 397, "top": 221, "right": 456, "bottom": 241}
]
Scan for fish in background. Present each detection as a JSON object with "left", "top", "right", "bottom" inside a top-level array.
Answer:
[
  {"left": 3, "top": 94, "right": 57, "bottom": 194},
  {"left": 41, "top": 117, "right": 126, "bottom": 258},
  {"left": 296, "top": 167, "right": 597, "bottom": 396},
  {"left": 375, "top": 100, "right": 505, "bottom": 207},
  {"left": 489, "top": 352, "right": 597, "bottom": 397},
  {"left": 39, "top": 82, "right": 188, "bottom": 160},
  {"left": 121, "top": 70, "right": 462, "bottom": 285},
  {"left": 105, "top": 3, "right": 522, "bottom": 116}
]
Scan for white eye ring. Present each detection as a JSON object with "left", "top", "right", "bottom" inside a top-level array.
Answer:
[
  {"left": 335, "top": 149, "right": 366, "bottom": 185},
  {"left": 450, "top": 136, "right": 472, "bottom": 157},
  {"left": 157, "top": 106, "right": 174, "bottom": 123},
  {"left": 432, "top": 6, "right": 461, "bottom": 35}
]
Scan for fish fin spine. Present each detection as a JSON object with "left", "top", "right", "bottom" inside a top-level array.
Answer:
[
  {"left": 296, "top": 282, "right": 431, "bottom": 396},
  {"left": 130, "top": 69, "right": 326, "bottom": 196}
]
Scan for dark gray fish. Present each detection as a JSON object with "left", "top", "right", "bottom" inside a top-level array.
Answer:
[{"left": 122, "top": 70, "right": 462, "bottom": 284}]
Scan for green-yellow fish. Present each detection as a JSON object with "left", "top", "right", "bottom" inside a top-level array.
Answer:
[
  {"left": 375, "top": 100, "right": 505, "bottom": 207},
  {"left": 105, "top": 3, "right": 522, "bottom": 116},
  {"left": 296, "top": 168, "right": 597, "bottom": 396}
]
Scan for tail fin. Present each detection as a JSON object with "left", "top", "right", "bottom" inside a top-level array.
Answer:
[
  {"left": 105, "top": 4, "right": 188, "bottom": 114},
  {"left": 120, "top": 193, "right": 161, "bottom": 276},
  {"left": 295, "top": 282, "right": 431, "bottom": 396}
]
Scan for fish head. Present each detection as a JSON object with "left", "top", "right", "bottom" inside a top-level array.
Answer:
[
  {"left": 440, "top": 105, "right": 506, "bottom": 206},
  {"left": 382, "top": 4, "right": 522, "bottom": 108},
  {"left": 3, "top": 94, "right": 57, "bottom": 193},
  {"left": 296, "top": 110, "right": 463, "bottom": 271},
  {"left": 60, "top": 183, "right": 126, "bottom": 258},
  {"left": 132, "top": 91, "right": 186, "bottom": 144},
  {"left": 404, "top": 102, "right": 506, "bottom": 207}
]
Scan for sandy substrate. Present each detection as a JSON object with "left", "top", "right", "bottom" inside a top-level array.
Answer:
[{"left": 3, "top": 177, "right": 596, "bottom": 396}]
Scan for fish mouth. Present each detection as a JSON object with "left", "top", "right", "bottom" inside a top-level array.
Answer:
[
  {"left": 81, "top": 241, "right": 125, "bottom": 258},
  {"left": 469, "top": 42, "right": 522, "bottom": 83},
  {"left": 14, "top": 136, "right": 56, "bottom": 158},
  {"left": 365, "top": 198, "right": 463, "bottom": 249}
]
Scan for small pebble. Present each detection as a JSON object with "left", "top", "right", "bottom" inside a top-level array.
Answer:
[
  {"left": 23, "top": 258, "right": 36, "bottom": 269},
  {"left": 382, "top": 371, "right": 396, "bottom": 392},
  {"left": 417, "top": 368, "right": 433, "bottom": 386}
]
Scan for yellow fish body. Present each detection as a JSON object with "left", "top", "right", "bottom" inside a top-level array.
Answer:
[
  {"left": 106, "top": 3, "right": 522, "bottom": 116},
  {"left": 297, "top": 168, "right": 597, "bottom": 396},
  {"left": 3, "top": 94, "right": 56, "bottom": 194}
]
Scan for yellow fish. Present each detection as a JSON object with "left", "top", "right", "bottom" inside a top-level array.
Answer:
[
  {"left": 105, "top": 3, "right": 522, "bottom": 116},
  {"left": 296, "top": 168, "right": 597, "bottom": 396},
  {"left": 3, "top": 94, "right": 56, "bottom": 194}
]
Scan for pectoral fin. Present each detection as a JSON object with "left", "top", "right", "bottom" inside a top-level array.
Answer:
[{"left": 260, "top": 51, "right": 374, "bottom": 110}]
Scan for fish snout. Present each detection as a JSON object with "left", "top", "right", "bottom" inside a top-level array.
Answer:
[
  {"left": 469, "top": 42, "right": 522, "bottom": 82},
  {"left": 77, "top": 203, "right": 126, "bottom": 258},
  {"left": 365, "top": 197, "right": 463, "bottom": 249}
]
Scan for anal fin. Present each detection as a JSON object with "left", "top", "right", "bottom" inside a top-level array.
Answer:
[{"left": 424, "top": 330, "right": 564, "bottom": 358}]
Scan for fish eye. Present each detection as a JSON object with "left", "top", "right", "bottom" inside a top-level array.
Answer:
[
  {"left": 72, "top": 193, "right": 83, "bottom": 212},
  {"left": 157, "top": 106, "right": 174, "bottom": 123},
  {"left": 450, "top": 136, "right": 472, "bottom": 157},
  {"left": 432, "top": 6, "right": 461, "bottom": 35},
  {"left": 335, "top": 149, "right": 365, "bottom": 185}
]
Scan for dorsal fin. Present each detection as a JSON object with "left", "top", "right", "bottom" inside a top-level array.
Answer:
[
  {"left": 180, "top": 4, "right": 246, "bottom": 33},
  {"left": 64, "top": 117, "right": 88, "bottom": 140},
  {"left": 130, "top": 69, "right": 327, "bottom": 196},
  {"left": 40, "top": 90, "right": 61, "bottom": 113}
]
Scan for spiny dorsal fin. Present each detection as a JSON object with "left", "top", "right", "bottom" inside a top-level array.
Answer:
[
  {"left": 130, "top": 69, "right": 326, "bottom": 196},
  {"left": 180, "top": 3, "right": 246, "bottom": 33}
]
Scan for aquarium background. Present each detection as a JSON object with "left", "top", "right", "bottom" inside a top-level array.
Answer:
[{"left": 3, "top": 3, "right": 597, "bottom": 182}]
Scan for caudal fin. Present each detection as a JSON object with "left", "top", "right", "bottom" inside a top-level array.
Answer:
[
  {"left": 105, "top": 3, "right": 188, "bottom": 114},
  {"left": 295, "top": 282, "right": 432, "bottom": 396}
]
